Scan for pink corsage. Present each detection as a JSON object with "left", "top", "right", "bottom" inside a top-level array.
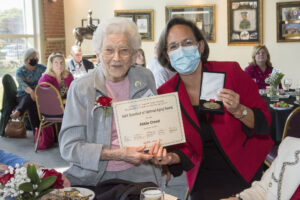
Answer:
[{"left": 93, "top": 96, "right": 112, "bottom": 118}]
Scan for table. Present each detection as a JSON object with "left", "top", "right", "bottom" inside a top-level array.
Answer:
[{"left": 262, "top": 95, "right": 299, "bottom": 144}]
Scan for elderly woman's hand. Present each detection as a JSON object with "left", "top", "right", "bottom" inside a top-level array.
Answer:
[
  {"left": 22, "top": 161, "right": 44, "bottom": 169},
  {"left": 217, "top": 88, "right": 241, "bottom": 115},
  {"left": 62, "top": 174, "right": 71, "bottom": 187},
  {"left": 121, "top": 145, "right": 153, "bottom": 165}
]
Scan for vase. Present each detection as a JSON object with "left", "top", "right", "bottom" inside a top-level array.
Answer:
[{"left": 270, "top": 85, "right": 279, "bottom": 102}]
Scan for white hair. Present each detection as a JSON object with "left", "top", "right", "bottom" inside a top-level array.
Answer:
[
  {"left": 70, "top": 45, "right": 81, "bottom": 54},
  {"left": 92, "top": 17, "right": 141, "bottom": 54}
]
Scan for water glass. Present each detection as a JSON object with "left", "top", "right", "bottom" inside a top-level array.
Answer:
[
  {"left": 283, "top": 78, "right": 292, "bottom": 91},
  {"left": 295, "top": 86, "right": 300, "bottom": 102},
  {"left": 266, "top": 86, "right": 272, "bottom": 97},
  {"left": 140, "top": 187, "right": 164, "bottom": 200},
  {"left": 259, "top": 89, "right": 266, "bottom": 96}
]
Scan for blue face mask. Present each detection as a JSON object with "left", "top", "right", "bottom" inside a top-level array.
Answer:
[{"left": 168, "top": 45, "right": 201, "bottom": 75}]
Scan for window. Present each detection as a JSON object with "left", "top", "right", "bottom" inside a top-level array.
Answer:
[{"left": 0, "top": 0, "right": 40, "bottom": 109}]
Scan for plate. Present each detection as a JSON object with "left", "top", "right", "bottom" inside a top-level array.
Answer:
[
  {"left": 164, "top": 193, "right": 178, "bottom": 200},
  {"left": 51, "top": 187, "right": 95, "bottom": 200},
  {"left": 270, "top": 104, "right": 294, "bottom": 110},
  {"left": 288, "top": 91, "right": 296, "bottom": 96},
  {"left": 279, "top": 94, "right": 290, "bottom": 99},
  {"left": 294, "top": 101, "right": 300, "bottom": 105}
]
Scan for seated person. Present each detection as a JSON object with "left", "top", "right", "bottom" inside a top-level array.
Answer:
[
  {"left": 0, "top": 149, "right": 34, "bottom": 172},
  {"left": 134, "top": 48, "right": 146, "bottom": 67},
  {"left": 0, "top": 149, "right": 70, "bottom": 187},
  {"left": 39, "top": 53, "right": 74, "bottom": 104},
  {"left": 245, "top": 45, "right": 282, "bottom": 89},
  {"left": 59, "top": 17, "right": 164, "bottom": 187},
  {"left": 67, "top": 45, "right": 94, "bottom": 78},
  {"left": 146, "top": 43, "right": 176, "bottom": 88},
  {"left": 221, "top": 136, "right": 300, "bottom": 200},
  {"left": 10, "top": 48, "right": 46, "bottom": 131}
]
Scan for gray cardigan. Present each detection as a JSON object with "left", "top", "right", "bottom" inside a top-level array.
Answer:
[{"left": 59, "top": 65, "right": 158, "bottom": 186}]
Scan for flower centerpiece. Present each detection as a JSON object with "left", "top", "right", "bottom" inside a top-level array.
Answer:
[
  {"left": 0, "top": 164, "right": 64, "bottom": 200},
  {"left": 265, "top": 68, "right": 284, "bottom": 101}
]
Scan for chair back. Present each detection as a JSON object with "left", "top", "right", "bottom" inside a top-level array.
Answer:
[
  {"left": 282, "top": 106, "right": 300, "bottom": 139},
  {"left": 0, "top": 74, "right": 18, "bottom": 136},
  {"left": 265, "top": 106, "right": 300, "bottom": 167},
  {"left": 2, "top": 74, "right": 17, "bottom": 103},
  {"left": 35, "top": 82, "right": 64, "bottom": 121}
]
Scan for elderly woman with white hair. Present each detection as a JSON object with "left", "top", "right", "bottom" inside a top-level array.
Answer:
[
  {"left": 59, "top": 17, "right": 162, "bottom": 187},
  {"left": 10, "top": 48, "right": 46, "bottom": 130}
]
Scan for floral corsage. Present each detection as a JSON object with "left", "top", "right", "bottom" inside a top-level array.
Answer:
[{"left": 92, "top": 96, "right": 113, "bottom": 118}]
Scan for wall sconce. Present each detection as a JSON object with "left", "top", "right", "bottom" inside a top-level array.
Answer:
[{"left": 48, "top": 0, "right": 57, "bottom": 3}]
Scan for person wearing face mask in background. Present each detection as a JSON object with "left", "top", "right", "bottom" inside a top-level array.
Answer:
[
  {"left": 154, "top": 18, "right": 274, "bottom": 200},
  {"left": 10, "top": 48, "right": 46, "bottom": 131}
]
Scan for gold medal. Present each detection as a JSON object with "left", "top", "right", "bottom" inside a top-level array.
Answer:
[{"left": 203, "top": 101, "right": 221, "bottom": 109}]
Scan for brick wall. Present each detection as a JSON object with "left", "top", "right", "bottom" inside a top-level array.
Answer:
[{"left": 42, "top": 0, "right": 65, "bottom": 62}]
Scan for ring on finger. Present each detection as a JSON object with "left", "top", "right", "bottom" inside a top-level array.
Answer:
[{"left": 157, "top": 158, "right": 162, "bottom": 162}]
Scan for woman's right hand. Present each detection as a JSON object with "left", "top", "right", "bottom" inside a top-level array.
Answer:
[
  {"left": 24, "top": 87, "right": 36, "bottom": 101},
  {"left": 30, "top": 91, "right": 36, "bottom": 101}
]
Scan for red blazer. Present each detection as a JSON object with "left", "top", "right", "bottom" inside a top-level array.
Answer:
[
  {"left": 291, "top": 186, "right": 300, "bottom": 200},
  {"left": 38, "top": 72, "right": 74, "bottom": 92},
  {"left": 158, "top": 61, "right": 274, "bottom": 189}
]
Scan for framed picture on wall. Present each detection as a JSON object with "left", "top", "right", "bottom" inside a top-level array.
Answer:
[
  {"left": 166, "top": 5, "right": 216, "bottom": 43},
  {"left": 277, "top": 1, "right": 300, "bottom": 42},
  {"left": 227, "top": 0, "right": 263, "bottom": 45},
  {"left": 114, "top": 9, "right": 154, "bottom": 41}
]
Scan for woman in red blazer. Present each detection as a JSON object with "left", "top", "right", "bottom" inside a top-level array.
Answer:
[
  {"left": 153, "top": 17, "right": 274, "bottom": 200},
  {"left": 39, "top": 53, "right": 74, "bottom": 104}
]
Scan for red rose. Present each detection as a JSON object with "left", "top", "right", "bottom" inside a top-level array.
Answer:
[
  {"left": 42, "top": 169, "right": 64, "bottom": 189},
  {"left": 97, "top": 96, "right": 112, "bottom": 107},
  {"left": 0, "top": 170, "right": 15, "bottom": 186}
]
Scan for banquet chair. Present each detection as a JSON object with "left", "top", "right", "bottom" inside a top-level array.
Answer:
[
  {"left": 34, "top": 82, "right": 64, "bottom": 152},
  {"left": 0, "top": 74, "right": 30, "bottom": 135},
  {"left": 0, "top": 74, "right": 17, "bottom": 136},
  {"left": 265, "top": 106, "right": 300, "bottom": 166}
]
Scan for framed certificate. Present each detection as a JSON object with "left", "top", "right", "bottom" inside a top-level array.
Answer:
[
  {"left": 114, "top": 9, "right": 154, "bottom": 41},
  {"left": 227, "top": 0, "right": 263, "bottom": 45},
  {"left": 112, "top": 92, "right": 186, "bottom": 149}
]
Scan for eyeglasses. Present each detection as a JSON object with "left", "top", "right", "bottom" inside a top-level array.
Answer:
[
  {"left": 167, "top": 39, "right": 198, "bottom": 52},
  {"left": 102, "top": 47, "right": 131, "bottom": 58}
]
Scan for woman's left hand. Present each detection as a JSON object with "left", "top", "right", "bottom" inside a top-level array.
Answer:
[
  {"left": 148, "top": 140, "right": 173, "bottom": 165},
  {"left": 217, "top": 88, "right": 241, "bottom": 115}
]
